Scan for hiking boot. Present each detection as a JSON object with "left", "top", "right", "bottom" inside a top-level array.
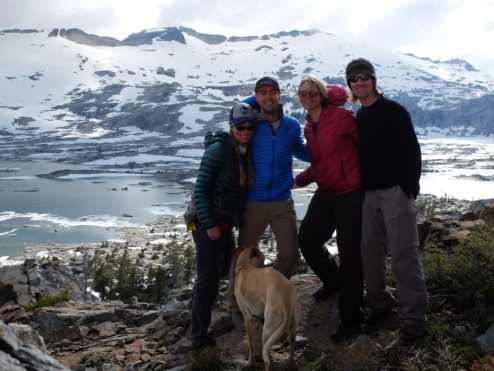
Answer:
[
  {"left": 363, "top": 306, "right": 392, "bottom": 334},
  {"left": 331, "top": 320, "right": 363, "bottom": 343},
  {"left": 312, "top": 285, "right": 338, "bottom": 301},
  {"left": 399, "top": 324, "right": 426, "bottom": 341}
]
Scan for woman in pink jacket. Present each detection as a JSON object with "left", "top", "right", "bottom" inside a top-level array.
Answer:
[{"left": 295, "top": 77, "right": 364, "bottom": 343}]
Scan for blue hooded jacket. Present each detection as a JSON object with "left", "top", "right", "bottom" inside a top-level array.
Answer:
[{"left": 243, "top": 96, "right": 309, "bottom": 201}]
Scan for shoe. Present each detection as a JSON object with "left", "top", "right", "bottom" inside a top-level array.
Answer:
[
  {"left": 231, "top": 311, "right": 245, "bottom": 330},
  {"left": 312, "top": 285, "right": 338, "bottom": 301},
  {"left": 331, "top": 320, "right": 363, "bottom": 343},
  {"left": 191, "top": 329, "right": 217, "bottom": 351},
  {"left": 363, "top": 306, "right": 392, "bottom": 334},
  {"left": 399, "top": 324, "right": 426, "bottom": 341},
  {"left": 191, "top": 337, "right": 216, "bottom": 351}
]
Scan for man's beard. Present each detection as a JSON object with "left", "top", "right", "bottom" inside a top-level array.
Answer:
[{"left": 261, "top": 105, "right": 278, "bottom": 116}]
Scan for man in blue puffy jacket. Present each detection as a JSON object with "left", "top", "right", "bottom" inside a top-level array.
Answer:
[{"left": 238, "top": 76, "right": 309, "bottom": 278}]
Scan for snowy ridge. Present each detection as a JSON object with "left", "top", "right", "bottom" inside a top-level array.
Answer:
[{"left": 1, "top": 27, "right": 494, "bottom": 145}]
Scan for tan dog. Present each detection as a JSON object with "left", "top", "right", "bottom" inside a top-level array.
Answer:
[{"left": 234, "top": 246, "right": 300, "bottom": 371}]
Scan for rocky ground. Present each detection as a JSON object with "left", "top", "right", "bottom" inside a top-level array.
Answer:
[
  {"left": 1, "top": 196, "right": 494, "bottom": 370},
  {"left": 0, "top": 271, "right": 429, "bottom": 371},
  {"left": 0, "top": 273, "right": 341, "bottom": 370}
]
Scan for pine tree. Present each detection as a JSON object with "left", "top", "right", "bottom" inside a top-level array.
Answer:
[{"left": 93, "top": 258, "right": 112, "bottom": 300}]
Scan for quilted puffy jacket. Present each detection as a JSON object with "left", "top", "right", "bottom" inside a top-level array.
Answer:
[
  {"left": 246, "top": 103, "right": 309, "bottom": 201},
  {"left": 295, "top": 84, "right": 361, "bottom": 195},
  {"left": 193, "top": 131, "right": 245, "bottom": 229}
]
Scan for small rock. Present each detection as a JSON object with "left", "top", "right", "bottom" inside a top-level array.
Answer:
[{"left": 475, "top": 323, "right": 494, "bottom": 352}]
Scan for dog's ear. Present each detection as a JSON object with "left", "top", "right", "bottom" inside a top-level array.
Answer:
[{"left": 248, "top": 247, "right": 265, "bottom": 267}]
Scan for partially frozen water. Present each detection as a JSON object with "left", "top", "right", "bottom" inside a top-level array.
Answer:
[
  {"left": 0, "top": 160, "right": 189, "bottom": 260},
  {"left": 1, "top": 136, "right": 493, "bottom": 261}
]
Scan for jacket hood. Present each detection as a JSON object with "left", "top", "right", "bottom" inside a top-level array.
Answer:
[
  {"left": 204, "top": 130, "right": 234, "bottom": 149},
  {"left": 326, "top": 84, "right": 349, "bottom": 107}
]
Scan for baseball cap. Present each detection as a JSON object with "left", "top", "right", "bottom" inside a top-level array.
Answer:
[
  {"left": 254, "top": 76, "right": 280, "bottom": 93},
  {"left": 229, "top": 102, "right": 255, "bottom": 126}
]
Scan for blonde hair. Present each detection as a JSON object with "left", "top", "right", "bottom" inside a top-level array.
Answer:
[
  {"left": 297, "top": 76, "right": 328, "bottom": 107},
  {"left": 237, "top": 145, "right": 255, "bottom": 188}
]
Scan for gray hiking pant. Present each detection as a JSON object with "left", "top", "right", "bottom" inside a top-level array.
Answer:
[{"left": 361, "top": 186, "right": 428, "bottom": 326}]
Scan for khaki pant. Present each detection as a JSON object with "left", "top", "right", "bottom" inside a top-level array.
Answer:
[
  {"left": 238, "top": 199, "right": 299, "bottom": 278},
  {"left": 361, "top": 186, "right": 428, "bottom": 326}
]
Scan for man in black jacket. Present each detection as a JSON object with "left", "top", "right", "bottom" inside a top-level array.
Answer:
[{"left": 346, "top": 58, "right": 428, "bottom": 341}]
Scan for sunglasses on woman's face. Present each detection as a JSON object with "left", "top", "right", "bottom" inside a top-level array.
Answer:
[
  {"left": 235, "top": 125, "right": 254, "bottom": 131},
  {"left": 299, "top": 91, "right": 319, "bottom": 98},
  {"left": 349, "top": 74, "right": 372, "bottom": 83}
]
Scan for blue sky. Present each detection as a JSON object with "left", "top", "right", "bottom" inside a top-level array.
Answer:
[{"left": 1, "top": 0, "right": 493, "bottom": 77}]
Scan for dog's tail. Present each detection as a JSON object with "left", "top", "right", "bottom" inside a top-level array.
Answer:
[{"left": 262, "top": 293, "right": 297, "bottom": 365}]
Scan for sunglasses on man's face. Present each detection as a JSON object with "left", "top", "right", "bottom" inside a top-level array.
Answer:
[
  {"left": 299, "top": 91, "right": 320, "bottom": 98},
  {"left": 349, "top": 74, "right": 372, "bottom": 83},
  {"left": 235, "top": 125, "right": 254, "bottom": 131}
]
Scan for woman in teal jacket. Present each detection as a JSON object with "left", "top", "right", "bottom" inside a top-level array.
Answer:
[{"left": 190, "top": 102, "right": 255, "bottom": 351}]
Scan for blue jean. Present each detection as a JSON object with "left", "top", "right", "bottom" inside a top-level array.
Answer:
[{"left": 191, "top": 227, "right": 235, "bottom": 348}]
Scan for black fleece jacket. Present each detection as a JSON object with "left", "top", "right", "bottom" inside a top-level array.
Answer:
[{"left": 356, "top": 96, "right": 421, "bottom": 198}]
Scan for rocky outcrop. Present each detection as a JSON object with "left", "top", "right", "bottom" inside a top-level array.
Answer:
[
  {"left": 180, "top": 27, "right": 226, "bottom": 44},
  {"left": 33, "top": 300, "right": 192, "bottom": 369},
  {"left": 156, "top": 67, "right": 175, "bottom": 77},
  {"left": 409, "top": 93, "right": 494, "bottom": 136},
  {"left": 1, "top": 29, "right": 40, "bottom": 34},
  {"left": 49, "top": 28, "right": 121, "bottom": 47},
  {"left": 0, "top": 259, "right": 88, "bottom": 307},
  {"left": 476, "top": 323, "right": 494, "bottom": 353},
  {"left": 122, "top": 27, "right": 186, "bottom": 46},
  {"left": 0, "top": 321, "right": 67, "bottom": 370},
  {"left": 418, "top": 199, "right": 494, "bottom": 249}
]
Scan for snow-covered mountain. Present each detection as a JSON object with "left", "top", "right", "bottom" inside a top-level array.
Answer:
[{"left": 1, "top": 26, "right": 494, "bottom": 157}]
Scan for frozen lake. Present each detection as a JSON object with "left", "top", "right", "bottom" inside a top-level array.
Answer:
[
  {"left": 0, "top": 160, "right": 189, "bottom": 260},
  {"left": 1, "top": 136, "right": 493, "bottom": 262},
  {"left": 419, "top": 136, "right": 494, "bottom": 199}
]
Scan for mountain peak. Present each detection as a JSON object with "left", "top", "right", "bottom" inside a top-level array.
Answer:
[{"left": 123, "top": 26, "right": 186, "bottom": 45}]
